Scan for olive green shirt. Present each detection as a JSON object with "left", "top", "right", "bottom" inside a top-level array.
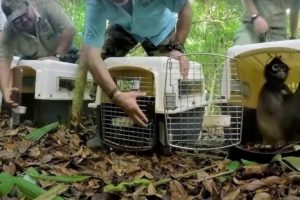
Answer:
[
  {"left": 0, "top": 0, "right": 73, "bottom": 61},
  {"left": 242, "top": 0, "right": 287, "bottom": 28}
]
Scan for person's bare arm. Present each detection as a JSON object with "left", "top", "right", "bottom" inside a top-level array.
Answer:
[
  {"left": 170, "top": 1, "right": 192, "bottom": 79},
  {"left": 174, "top": 1, "right": 192, "bottom": 44},
  {"left": 81, "top": 45, "right": 148, "bottom": 127},
  {"left": 44, "top": 0, "right": 75, "bottom": 56},
  {"left": 0, "top": 58, "right": 18, "bottom": 107},
  {"left": 243, "top": 0, "right": 269, "bottom": 35}
]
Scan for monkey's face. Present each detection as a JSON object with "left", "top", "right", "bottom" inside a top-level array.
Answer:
[
  {"left": 270, "top": 63, "right": 288, "bottom": 80},
  {"left": 264, "top": 57, "right": 289, "bottom": 82}
]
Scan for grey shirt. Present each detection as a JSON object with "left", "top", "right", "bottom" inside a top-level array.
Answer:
[
  {"left": 0, "top": 0, "right": 73, "bottom": 60},
  {"left": 0, "top": 0, "right": 7, "bottom": 31}
]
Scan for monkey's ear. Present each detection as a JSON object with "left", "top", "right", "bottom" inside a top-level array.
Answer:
[{"left": 267, "top": 56, "right": 287, "bottom": 67}]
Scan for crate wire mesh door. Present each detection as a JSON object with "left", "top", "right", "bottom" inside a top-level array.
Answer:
[
  {"left": 164, "top": 53, "right": 243, "bottom": 150},
  {"left": 100, "top": 67, "right": 156, "bottom": 151}
]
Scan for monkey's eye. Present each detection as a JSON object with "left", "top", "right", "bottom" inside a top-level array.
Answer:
[{"left": 272, "top": 64, "right": 281, "bottom": 71}]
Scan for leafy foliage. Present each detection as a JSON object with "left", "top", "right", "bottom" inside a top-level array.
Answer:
[
  {"left": 58, "top": 0, "right": 86, "bottom": 48},
  {"left": 188, "top": 0, "right": 242, "bottom": 54}
]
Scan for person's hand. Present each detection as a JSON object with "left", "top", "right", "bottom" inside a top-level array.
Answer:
[
  {"left": 3, "top": 87, "right": 19, "bottom": 108},
  {"left": 113, "top": 91, "right": 148, "bottom": 127},
  {"left": 253, "top": 16, "right": 269, "bottom": 35},
  {"left": 38, "top": 56, "right": 59, "bottom": 61},
  {"left": 170, "top": 50, "right": 189, "bottom": 79}
]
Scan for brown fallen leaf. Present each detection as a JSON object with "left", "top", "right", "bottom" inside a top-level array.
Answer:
[
  {"left": 40, "top": 154, "right": 53, "bottom": 164},
  {"left": 240, "top": 179, "right": 266, "bottom": 191},
  {"left": 170, "top": 180, "right": 188, "bottom": 200},
  {"left": 261, "top": 176, "right": 287, "bottom": 185},
  {"left": 236, "top": 164, "right": 269, "bottom": 179},
  {"left": 2, "top": 162, "right": 16, "bottom": 175},
  {"left": 135, "top": 171, "right": 154, "bottom": 180},
  {"left": 197, "top": 170, "right": 214, "bottom": 194},
  {"left": 253, "top": 192, "right": 272, "bottom": 200},
  {"left": 70, "top": 134, "right": 81, "bottom": 147},
  {"left": 28, "top": 147, "right": 42, "bottom": 158},
  {"left": 0, "top": 150, "right": 16, "bottom": 159},
  {"left": 72, "top": 146, "right": 92, "bottom": 158},
  {"left": 222, "top": 187, "right": 240, "bottom": 200}
]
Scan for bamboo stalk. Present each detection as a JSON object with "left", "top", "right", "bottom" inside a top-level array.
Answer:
[{"left": 71, "top": 61, "right": 88, "bottom": 122}]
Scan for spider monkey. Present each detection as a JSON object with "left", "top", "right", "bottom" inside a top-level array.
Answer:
[{"left": 256, "top": 56, "right": 293, "bottom": 145}]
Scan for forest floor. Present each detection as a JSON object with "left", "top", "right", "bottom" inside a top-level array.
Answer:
[{"left": 0, "top": 112, "right": 300, "bottom": 200}]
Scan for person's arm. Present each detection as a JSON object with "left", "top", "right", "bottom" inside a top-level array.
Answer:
[
  {"left": 0, "top": 31, "right": 18, "bottom": 107},
  {"left": 0, "top": 58, "right": 18, "bottom": 107},
  {"left": 166, "top": 1, "right": 192, "bottom": 79},
  {"left": 174, "top": 1, "right": 192, "bottom": 45},
  {"left": 81, "top": 45, "right": 148, "bottom": 127},
  {"left": 43, "top": 0, "right": 75, "bottom": 56},
  {"left": 243, "top": 0, "right": 269, "bottom": 35},
  {"left": 290, "top": 6, "right": 299, "bottom": 39}
]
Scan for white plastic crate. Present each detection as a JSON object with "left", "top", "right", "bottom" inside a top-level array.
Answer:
[
  {"left": 91, "top": 56, "right": 205, "bottom": 151},
  {"left": 91, "top": 56, "right": 205, "bottom": 113},
  {"left": 3, "top": 57, "right": 93, "bottom": 125},
  {"left": 10, "top": 56, "right": 93, "bottom": 100},
  {"left": 91, "top": 55, "right": 243, "bottom": 152},
  {"left": 165, "top": 54, "right": 243, "bottom": 151}
]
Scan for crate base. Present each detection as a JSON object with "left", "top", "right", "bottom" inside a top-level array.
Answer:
[
  {"left": 96, "top": 105, "right": 171, "bottom": 153},
  {"left": 33, "top": 100, "right": 72, "bottom": 125},
  {"left": 228, "top": 144, "right": 300, "bottom": 163},
  {"left": 240, "top": 108, "right": 262, "bottom": 144},
  {"left": 11, "top": 93, "right": 92, "bottom": 126}
]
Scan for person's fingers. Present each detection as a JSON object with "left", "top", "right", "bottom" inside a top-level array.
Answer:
[
  {"left": 137, "top": 107, "right": 148, "bottom": 124},
  {"left": 130, "top": 91, "right": 149, "bottom": 126},
  {"left": 180, "top": 64, "right": 188, "bottom": 79},
  {"left": 4, "top": 87, "right": 20, "bottom": 107},
  {"left": 132, "top": 112, "right": 148, "bottom": 128},
  {"left": 3, "top": 94, "right": 18, "bottom": 107},
  {"left": 179, "top": 57, "right": 190, "bottom": 79},
  {"left": 115, "top": 91, "right": 149, "bottom": 127}
]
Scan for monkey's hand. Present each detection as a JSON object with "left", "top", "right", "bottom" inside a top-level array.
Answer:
[{"left": 281, "top": 85, "right": 293, "bottom": 101}]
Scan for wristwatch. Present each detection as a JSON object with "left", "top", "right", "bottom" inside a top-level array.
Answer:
[
  {"left": 172, "top": 43, "right": 185, "bottom": 54},
  {"left": 251, "top": 13, "right": 259, "bottom": 22}
]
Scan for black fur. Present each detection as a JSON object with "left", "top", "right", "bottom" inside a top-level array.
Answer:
[{"left": 256, "top": 57, "right": 293, "bottom": 145}]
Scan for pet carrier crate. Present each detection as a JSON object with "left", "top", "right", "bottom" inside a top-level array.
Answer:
[
  {"left": 166, "top": 54, "right": 243, "bottom": 150},
  {"left": 7, "top": 57, "right": 93, "bottom": 125},
  {"left": 224, "top": 39, "right": 300, "bottom": 144},
  {"left": 90, "top": 54, "right": 243, "bottom": 152}
]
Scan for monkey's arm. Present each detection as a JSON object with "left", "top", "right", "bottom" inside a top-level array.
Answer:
[{"left": 281, "top": 84, "right": 293, "bottom": 101}]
